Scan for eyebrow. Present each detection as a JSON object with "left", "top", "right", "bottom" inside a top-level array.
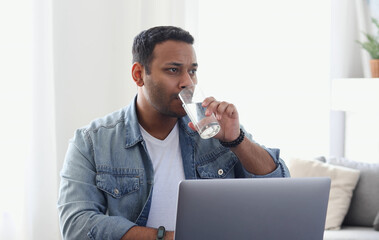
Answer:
[{"left": 165, "top": 62, "right": 198, "bottom": 67}]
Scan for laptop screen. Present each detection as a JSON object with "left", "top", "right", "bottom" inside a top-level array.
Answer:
[{"left": 174, "top": 177, "right": 330, "bottom": 240}]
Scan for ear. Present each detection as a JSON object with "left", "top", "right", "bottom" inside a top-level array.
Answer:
[{"left": 132, "top": 62, "right": 145, "bottom": 87}]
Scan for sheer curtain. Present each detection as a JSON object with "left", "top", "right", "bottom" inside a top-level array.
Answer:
[
  {"left": 25, "top": 0, "right": 59, "bottom": 239},
  {"left": 0, "top": 0, "right": 59, "bottom": 238},
  {"left": 0, "top": 1, "right": 33, "bottom": 239}
]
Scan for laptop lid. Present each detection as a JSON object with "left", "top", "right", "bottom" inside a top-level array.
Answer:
[{"left": 174, "top": 177, "right": 330, "bottom": 240}]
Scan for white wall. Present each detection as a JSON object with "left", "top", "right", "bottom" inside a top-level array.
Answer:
[
  {"left": 53, "top": 1, "right": 138, "bottom": 170},
  {"left": 197, "top": 0, "right": 331, "bottom": 161},
  {"left": 331, "top": 78, "right": 379, "bottom": 163}
]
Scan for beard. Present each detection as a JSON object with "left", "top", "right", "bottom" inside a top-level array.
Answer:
[{"left": 144, "top": 81, "right": 187, "bottom": 118}]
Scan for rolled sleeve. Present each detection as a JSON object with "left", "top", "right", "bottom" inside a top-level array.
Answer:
[
  {"left": 87, "top": 216, "right": 136, "bottom": 240},
  {"left": 254, "top": 147, "right": 291, "bottom": 178},
  {"left": 241, "top": 127, "right": 290, "bottom": 178}
]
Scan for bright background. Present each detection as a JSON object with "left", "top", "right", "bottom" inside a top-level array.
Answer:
[{"left": 1, "top": 0, "right": 377, "bottom": 239}]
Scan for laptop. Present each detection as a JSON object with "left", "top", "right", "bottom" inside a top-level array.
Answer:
[{"left": 174, "top": 177, "right": 330, "bottom": 240}]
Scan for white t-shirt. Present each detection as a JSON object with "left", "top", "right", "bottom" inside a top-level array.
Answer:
[{"left": 140, "top": 123, "right": 185, "bottom": 231}]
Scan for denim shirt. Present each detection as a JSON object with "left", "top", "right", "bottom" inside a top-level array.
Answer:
[{"left": 57, "top": 96, "right": 290, "bottom": 240}]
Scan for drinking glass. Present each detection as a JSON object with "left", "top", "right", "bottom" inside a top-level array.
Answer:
[{"left": 178, "top": 84, "right": 221, "bottom": 139}]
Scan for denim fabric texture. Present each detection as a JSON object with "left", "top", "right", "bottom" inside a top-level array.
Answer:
[{"left": 57, "top": 96, "right": 290, "bottom": 240}]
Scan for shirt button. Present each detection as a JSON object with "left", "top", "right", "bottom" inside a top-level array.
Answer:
[
  {"left": 114, "top": 188, "right": 119, "bottom": 195},
  {"left": 218, "top": 169, "right": 224, "bottom": 176}
]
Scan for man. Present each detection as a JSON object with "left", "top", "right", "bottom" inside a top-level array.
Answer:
[{"left": 58, "top": 26, "right": 290, "bottom": 240}]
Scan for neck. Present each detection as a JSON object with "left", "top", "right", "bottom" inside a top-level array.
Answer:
[{"left": 136, "top": 96, "right": 178, "bottom": 140}]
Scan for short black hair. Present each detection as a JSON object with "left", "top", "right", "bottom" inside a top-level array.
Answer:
[{"left": 132, "top": 26, "right": 194, "bottom": 74}]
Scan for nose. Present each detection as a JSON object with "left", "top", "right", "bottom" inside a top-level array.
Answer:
[{"left": 179, "top": 72, "right": 195, "bottom": 89}]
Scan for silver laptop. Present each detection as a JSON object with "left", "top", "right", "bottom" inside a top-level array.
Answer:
[{"left": 174, "top": 177, "right": 330, "bottom": 240}]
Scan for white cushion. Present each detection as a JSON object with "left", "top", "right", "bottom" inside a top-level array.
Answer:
[{"left": 289, "top": 158, "right": 360, "bottom": 230}]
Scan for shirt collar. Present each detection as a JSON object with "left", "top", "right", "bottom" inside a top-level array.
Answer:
[{"left": 124, "top": 95, "right": 196, "bottom": 148}]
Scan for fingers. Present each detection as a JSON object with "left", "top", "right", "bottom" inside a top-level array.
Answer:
[{"left": 202, "top": 97, "right": 237, "bottom": 119}]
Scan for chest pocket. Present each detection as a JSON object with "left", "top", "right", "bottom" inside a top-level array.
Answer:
[
  {"left": 96, "top": 168, "right": 142, "bottom": 198},
  {"left": 196, "top": 149, "right": 238, "bottom": 179}
]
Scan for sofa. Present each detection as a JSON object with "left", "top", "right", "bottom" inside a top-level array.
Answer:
[{"left": 288, "top": 157, "right": 379, "bottom": 240}]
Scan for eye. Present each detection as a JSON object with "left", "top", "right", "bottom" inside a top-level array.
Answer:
[
  {"left": 167, "top": 68, "right": 179, "bottom": 73},
  {"left": 189, "top": 69, "right": 197, "bottom": 75}
]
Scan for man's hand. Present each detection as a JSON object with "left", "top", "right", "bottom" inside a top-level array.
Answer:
[
  {"left": 188, "top": 96, "right": 276, "bottom": 175},
  {"left": 188, "top": 96, "right": 240, "bottom": 142}
]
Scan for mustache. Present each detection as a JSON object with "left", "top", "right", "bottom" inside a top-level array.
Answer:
[{"left": 173, "top": 93, "right": 181, "bottom": 100}]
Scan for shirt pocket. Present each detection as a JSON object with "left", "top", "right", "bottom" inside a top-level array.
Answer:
[
  {"left": 96, "top": 169, "right": 141, "bottom": 199},
  {"left": 196, "top": 149, "right": 238, "bottom": 179}
]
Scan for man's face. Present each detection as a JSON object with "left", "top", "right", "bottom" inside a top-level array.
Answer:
[{"left": 142, "top": 40, "right": 198, "bottom": 118}]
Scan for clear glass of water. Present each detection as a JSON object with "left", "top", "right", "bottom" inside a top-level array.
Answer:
[{"left": 178, "top": 84, "right": 221, "bottom": 139}]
